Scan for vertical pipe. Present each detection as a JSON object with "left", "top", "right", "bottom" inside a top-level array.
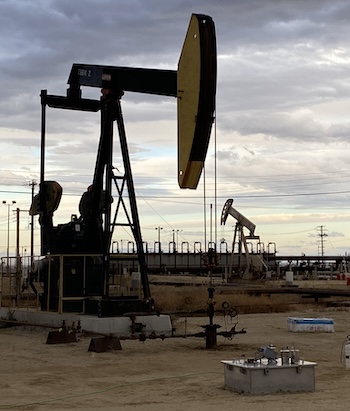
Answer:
[
  {"left": 40, "top": 90, "right": 47, "bottom": 255},
  {"left": 30, "top": 181, "right": 35, "bottom": 264},
  {"left": 16, "top": 208, "right": 20, "bottom": 303},
  {"left": 47, "top": 256, "right": 51, "bottom": 311},
  {"left": 0, "top": 261, "right": 2, "bottom": 307},
  {"left": 214, "top": 113, "right": 217, "bottom": 249},
  {"left": 103, "top": 96, "right": 114, "bottom": 298},
  {"left": 40, "top": 90, "right": 47, "bottom": 185},
  {"left": 6, "top": 204, "right": 10, "bottom": 276},
  {"left": 203, "top": 167, "right": 207, "bottom": 253},
  {"left": 83, "top": 256, "right": 87, "bottom": 314},
  {"left": 210, "top": 203, "right": 213, "bottom": 247}
]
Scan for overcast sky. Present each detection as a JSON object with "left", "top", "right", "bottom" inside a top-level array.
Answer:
[{"left": 1, "top": 0, "right": 350, "bottom": 258}]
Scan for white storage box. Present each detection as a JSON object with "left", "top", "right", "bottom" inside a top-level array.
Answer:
[
  {"left": 287, "top": 317, "right": 334, "bottom": 333},
  {"left": 222, "top": 359, "right": 317, "bottom": 394}
]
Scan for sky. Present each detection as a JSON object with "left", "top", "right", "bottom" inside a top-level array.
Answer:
[{"left": 1, "top": 0, "right": 350, "bottom": 259}]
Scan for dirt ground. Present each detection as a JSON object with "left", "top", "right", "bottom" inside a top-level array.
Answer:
[{"left": 1, "top": 307, "right": 350, "bottom": 410}]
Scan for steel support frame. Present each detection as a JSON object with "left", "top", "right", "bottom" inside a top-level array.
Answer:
[
  {"left": 110, "top": 97, "right": 151, "bottom": 300},
  {"left": 39, "top": 90, "right": 151, "bottom": 302}
]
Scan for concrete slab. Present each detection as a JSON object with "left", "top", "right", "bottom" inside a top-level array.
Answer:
[
  {"left": 0, "top": 307, "right": 172, "bottom": 337},
  {"left": 222, "top": 358, "right": 317, "bottom": 394}
]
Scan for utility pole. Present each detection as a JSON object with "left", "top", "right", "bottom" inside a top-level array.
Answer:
[{"left": 317, "top": 225, "right": 328, "bottom": 257}]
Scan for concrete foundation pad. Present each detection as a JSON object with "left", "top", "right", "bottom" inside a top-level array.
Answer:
[
  {"left": 222, "top": 359, "right": 317, "bottom": 394},
  {"left": 0, "top": 307, "right": 172, "bottom": 337}
]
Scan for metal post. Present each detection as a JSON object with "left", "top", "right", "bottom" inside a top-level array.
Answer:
[
  {"left": 205, "top": 287, "right": 218, "bottom": 349},
  {"left": 155, "top": 227, "right": 163, "bottom": 273},
  {"left": 47, "top": 256, "right": 51, "bottom": 311},
  {"left": 155, "top": 227, "right": 163, "bottom": 248},
  {"left": 39, "top": 90, "right": 54, "bottom": 255},
  {"left": 59, "top": 255, "right": 64, "bottom": 314},
  {"left": 98, "top": 94, "right": 115, "bottom": 298},
  {"left": 29, "top": 180, "right": 36, "bottom": 264},
  {"left": 40, "top": 90, "right": 46, "bottom": 255},
  {"left": 16, "top": 208, "right": 20, "bottom": 303},
  {"left": 40, "top": 90, "right": 47, "bottom": 184}
]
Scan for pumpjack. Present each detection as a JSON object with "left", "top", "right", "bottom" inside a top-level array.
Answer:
[{"left": 29, "top": 14, "right": 217, "bottom": 316}]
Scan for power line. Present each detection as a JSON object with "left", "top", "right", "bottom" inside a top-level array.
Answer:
[{"left": 2, "top": 187, "right": 350, "bottom": 200}]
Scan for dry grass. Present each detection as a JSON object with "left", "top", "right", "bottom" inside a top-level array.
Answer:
[{"left": 151, "top": 284, "right": 309, "bottom": 314}]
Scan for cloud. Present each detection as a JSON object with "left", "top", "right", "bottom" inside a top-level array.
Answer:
[{"left": 2, "top": 0, "right": 350, "bottom": 256}]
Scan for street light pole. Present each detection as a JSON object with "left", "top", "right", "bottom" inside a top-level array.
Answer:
[
  {"left": 155, "top": 226, "right": 163, "bottom": 272},
  {"left": 2, "top": 200, "right": 16, "bottom": 276},
  {"left": 176, "top": 229, "right": 182, "bottom": 251},
  {"left": 172, "top": 229, "right": 182, "bottom": 252},
  {"left": 155, "top": 227, "right": 163, "bottom": 252}
]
